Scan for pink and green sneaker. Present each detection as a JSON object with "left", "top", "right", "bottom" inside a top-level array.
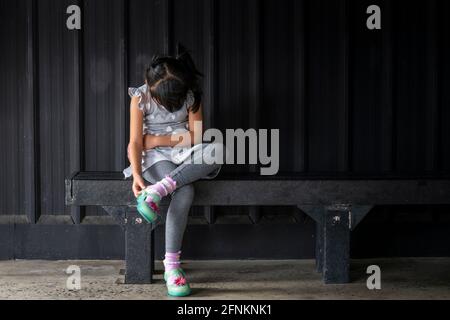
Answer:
[
  {"left": 136, "top": 189, "right": 161, "bottom": 224},
  {"left": 164, "top": 268, "right": 191, "bottom": 297},
  {"left": 136, "top": 176, "right": 177, "bottom": 224}
]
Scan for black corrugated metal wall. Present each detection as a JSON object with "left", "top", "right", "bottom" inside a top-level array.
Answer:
[{"left": 1, "top": 0, "right": 449, "bottom": 259}]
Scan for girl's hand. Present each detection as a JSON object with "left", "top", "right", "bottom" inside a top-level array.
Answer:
[{"left": 132, "top": 175, "right": 147, "bottom": 198}]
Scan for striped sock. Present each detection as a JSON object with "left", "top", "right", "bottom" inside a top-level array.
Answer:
[
  {"left": 164, "top": 251, "right": 181, "bottom": 272},
  {"left": 145, "top": 176, "right": 177, "bottom": 200}
]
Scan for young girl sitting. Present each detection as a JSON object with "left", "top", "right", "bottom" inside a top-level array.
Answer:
[{"left": 123, "top": 45, "right": 223, "bottom": 297}]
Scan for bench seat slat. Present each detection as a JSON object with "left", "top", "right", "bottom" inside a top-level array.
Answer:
[
  {"left": 66, "top": 174, "right": 450, "bottom": 207},
  {"left": 72, "top": 171, "right": 450, "bottom": 181}
]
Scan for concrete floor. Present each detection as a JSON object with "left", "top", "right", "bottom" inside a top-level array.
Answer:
[{"left": 0, "top": 258, "right": 449, "bottom": 300}]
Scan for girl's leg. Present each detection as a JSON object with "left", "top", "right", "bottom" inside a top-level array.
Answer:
[
  {"left": 142, "top": 161, "right": 194, "bottom": 297},
  {"left": 142, "top": 161, "right": 194, "bottom": 253},
  {"left": 138, "top": 143, "right": 222, "bottom": 224},
  {"left": 165, "top": 185, "right": 194, "bottom": 253},
  {"left": 159, "top": 143, "right": 222, "bottom": 251},
  {"left": 168, "top": 143, "right": 224, "bottom": 188},
  {"left": 142, "top": 160, "right": 177, "bottom": 184}
]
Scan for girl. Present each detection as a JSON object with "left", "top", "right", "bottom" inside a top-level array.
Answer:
[{"left": 123, "top": 45, "right": 223, "bottom": 297}]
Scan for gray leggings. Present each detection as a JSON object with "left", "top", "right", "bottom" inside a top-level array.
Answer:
[{"left": 142, "top": 143, "right": 223, "bottom": 253}]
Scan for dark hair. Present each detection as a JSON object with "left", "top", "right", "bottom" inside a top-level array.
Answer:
[{"left": 145, "top": 44, "right": 203, "bottom": 113}]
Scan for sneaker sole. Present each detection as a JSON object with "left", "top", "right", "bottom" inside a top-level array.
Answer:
[{"left": 167, "top": 289, "right": 192, "bottom": 298}]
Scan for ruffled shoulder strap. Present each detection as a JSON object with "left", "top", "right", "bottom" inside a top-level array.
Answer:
[
  {"left": 128, "top": 84, "right": 148, "bottom": 102},
  {"left": 128, "top": 84, "right": 149, "bottom": 113}
]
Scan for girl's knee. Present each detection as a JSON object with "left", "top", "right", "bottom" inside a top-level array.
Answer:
[
  {"left": 202, "top": 142, "right": 226, "bottom": 165},
  {"left": 173, "top": 184, "right": 195, "bottom": 203}
]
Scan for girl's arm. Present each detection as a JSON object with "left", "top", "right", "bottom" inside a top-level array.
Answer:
[
  {"left": 128, "top": 97, "right": 147, "bottom": 197},
  {"left": 144, "top": 105, "right": 203, "bottom": 149}
]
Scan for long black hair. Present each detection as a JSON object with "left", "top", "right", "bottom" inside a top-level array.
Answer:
[{"left": 145, "top": 43, "right": 203, "bottom": 113}]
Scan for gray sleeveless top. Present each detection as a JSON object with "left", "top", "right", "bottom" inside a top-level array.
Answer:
[{"left": 123, "top": 84, "right": 194, "bottom": 178}]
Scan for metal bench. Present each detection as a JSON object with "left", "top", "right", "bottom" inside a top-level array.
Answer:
[{"left": 65, "top": 172, "right": 450, "bottom": 284}]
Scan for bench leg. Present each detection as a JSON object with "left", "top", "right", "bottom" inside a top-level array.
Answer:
[
  {"left": 323, "top": 206, "right": 351, "bottom": 284},
  {"left": 125, "top": 211, "right": 154, "bottom": 284},
  {"left": 300, "top": 204, "right": 372, "bottom": 284},
  {"left": 298, "top": 206, "right": 325, "bottom": 274},
  {"left": 151, "top": 227, "right": 155, "bottom": 275},
  {"left": 315, "top": 218, "right": 324, "bottom": 273}
]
